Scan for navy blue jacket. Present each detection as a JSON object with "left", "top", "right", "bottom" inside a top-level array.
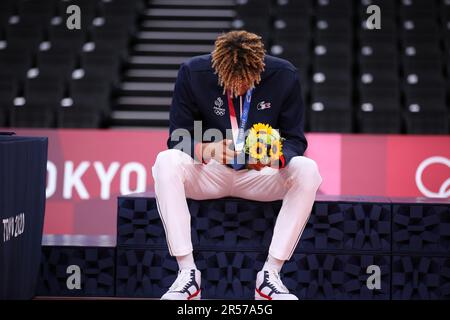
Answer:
[{"left": 168, "top": 53, "right": 308, "bottom": 168}]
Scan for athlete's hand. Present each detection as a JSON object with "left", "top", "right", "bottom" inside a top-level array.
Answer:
[
  {"left": 246, "top": 158, "right": 282, "bottom": 171},
  {"left": 202, "top": 139, "right": 236, "bottom": 165},
  {"left": 246, "top": 162, "right": 266, "bottom": 171}
]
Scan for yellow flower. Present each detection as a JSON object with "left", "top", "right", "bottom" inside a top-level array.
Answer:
[
  {"left": 249, "top": 142, "right": 267, "bottom": 160},
  {"left": 269, "top": 140, "right": 283, "bottom": 161},
  {"left": 252, "top": 123, "right": 272, "bottom": 135},
  {"left": 245, "top": 123, "right": 283, "bottom": 163},
  {"left": 248, "top": 127, "right": 258, "bottom": 140},
  {"left": 245, "top": 128, "right": 258, "bottom": 152}
]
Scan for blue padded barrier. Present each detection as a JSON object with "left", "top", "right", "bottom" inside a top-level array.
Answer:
[
  {"left": 115, "top": 248, "right": 391, "bottom": 300},
  {"left": 37, "top": 235, "right": 116, "bottom": 297},
  {"left": 392, "top": 202, "right": 450, "bottom": 254},
  {"left": 37, "top": 246, "right": 115, "bottom": 297},
  {"left": 298, "top": 201, "right": 391, "bottom": 252},
  {"left": 37, "top": 195, "right": 450, "bottom": 299},
  {"left": 284, "top": 254, "right": 391, "bottom": 300},
  {"left": 117, "top": 194, "right": 393, "bottom": 253},
  {"left": 392, "top": 255, "right": 450, "bottom": 300}
]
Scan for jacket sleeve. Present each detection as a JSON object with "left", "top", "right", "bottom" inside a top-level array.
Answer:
[
  {"left": 167, "top": 63, "right": 201, "bottom": 161},
  {"left": 279, "top": 70, "right": 308, "bottom": 166}
]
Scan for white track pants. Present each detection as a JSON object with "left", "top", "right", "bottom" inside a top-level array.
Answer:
[{"left": 152, "top": 149, "right": 322, "bottom": 261}]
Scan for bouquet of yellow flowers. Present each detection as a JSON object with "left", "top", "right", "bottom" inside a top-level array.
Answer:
[{"left": 245, "top": 123, "right": 284, "bottom": 166}]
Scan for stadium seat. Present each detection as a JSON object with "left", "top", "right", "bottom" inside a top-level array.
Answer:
[
  {"left": 90, "top": 25, "right": 131, "bottom": 55},
  {"left": 23, "top": 76, "right": 65, "bottom": 110},
  {"left": 272, "top": 0, "right": 312, "bottom": 17},
  {"left": 57, "top": 0, "right": 97, "bottom": 29},
  {"left": 402, "top": 58, "right": 444, "bottom": 85},
  {"left": 400, "top": 18, "right": 440, "bottom": 38},
  {"left": 312, "top": 59, "right": 352, "bottom": 84},
  {"left": 313, "top": 41, "right": 352, "bottom": 69},
  {"left": 315, "top": 0, "right": 353, "bottom": 19},
  {"left": 18, "top": 0, "right": 56, "bottom": 26},
  {"left": 358, "top": 109, "right": 402, "bottom": 134},
  {"left": 80, "top": 51, "right": 122, "bottom": 85},
  {"left": 440, "top": 1, "right": 450, "bottom": 27},
  {"left": 236, "top": 0, "right": 271, "bottom": 18},
  {"left": 0, "top": 48, "right": 33, "bottom": 81},
  {"left": 399, "top": 0, "right": 436, "bottom": 19},
  {"left": 70, "top": 78, "right": 112, "bottom": 116},
  {"left": 401, "top": 39, "right": 441, "bottom": 60},
  {"left": 357, "top": 0, "right": 396, "bottom": 16},
  {"left": 0, "top": 76, "right": 16, "bottom": 107},
  {"left": 100, "top": 0, "right": 142, "bottom": 27},
  {"left": 403, "top": 85, "right": 447, "bottom": 113},
  {"left": 309, "top": 105, "right": 353, "bottom": 133},
  {"left": 0, "top": 0, "right": 17, "bottom": 33},
  {"left": 358, "top": 42, "right": 398, "bottom": 65},
  {"left": 272, "top": 17, "right": 311, "bottom": 37},
  {"left": 6, "top": 23, "right": 44, "bottom": 53},
  {"left": 315, "top": 18, "right": 352, "bottom": 36},
  {"left": 359, "top": 87, "right": 400, "bottom": 111},
  {"left": 57, "top": 106, "right": 102, "bottom": 128},
  {"left": 359, "top": 12, "right": 396, "bottom": 29},
  {"left": 9, "top": 77, "right": 64, "bottom": 128},
  {"left": 48, "top": 24, "right": 87, "bottom": 52},
  {"left": 358, "top": 63, "right": 400, "bottom": 89},
  {"left": 37, "top": 48, "right": 77, "bottom": 82},
  {"left": 0, "top": 76, "right": 16, "bottom": 126},
  {"left": 310, "top": 84, "right": 353, "bottom": 133},
  {"left": 271, "top": 29, "right": 310, "bottom": 46},
  {"left": 357, "top": 86, "right": 402, "bottom": 133},
  {"left": 234, "top": 0, "right": 271, "bottom": 39},
  {"left": 404, "top": 109, "right": 449, "bottom": 134},
  {"left": 270, "top": 42, "right": 310, "bottom": 68}
]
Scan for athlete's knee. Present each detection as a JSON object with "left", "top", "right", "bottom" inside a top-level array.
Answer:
[
  {"left": 152, "top": 149, "right": 190, "bottom": 181},
  {"left": 287, "top": 156, "right": 322, "bottom": 190}
]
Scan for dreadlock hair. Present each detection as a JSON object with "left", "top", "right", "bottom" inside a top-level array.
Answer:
[{"left": 211, "top": 30, "right": 266, "bottom": 98}]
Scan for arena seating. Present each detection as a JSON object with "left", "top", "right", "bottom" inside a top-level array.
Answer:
[
  {"left": 0, "top": 0, "right": 449, "bottom": 134},
  {"left": 0, "top": 0, "right": 142, "bottom": 128}
]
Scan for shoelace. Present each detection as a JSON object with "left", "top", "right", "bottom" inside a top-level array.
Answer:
[
  {"left": 169, "top": 269, "right": 194, "bottom": 292},
  {"left": 267, "top": 270, "right": 289, "bottom": 293}
]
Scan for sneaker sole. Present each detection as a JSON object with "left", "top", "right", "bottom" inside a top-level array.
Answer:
[
  {"left": 160, "top": 289, "right": 202, "bottom": 300},
  {"left": 161, "top": 295, "right": 201, "bottom": 300},
  {"left": 255, "top": 289, "right": 272, "bottom": 300},
  {"left": 188, "top": 289, "right": 201, "bottom": 300}
]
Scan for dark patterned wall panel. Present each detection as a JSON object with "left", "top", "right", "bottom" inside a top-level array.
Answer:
[
  {"left": 111, "top": 195, "right": 450, "bottom": 300},
  {"left": 392, "top": 204, "right": 450, "bottom": 254},
  {"left": 115, "top": 248, "right": 391, "bottom": 300},
  {"left": 117, "top": 197, "right": 166, "bottom": 246},
  {"left": 298, "top": 202, "right": 348, "bottom": 251},
  {"left": 298, "top": 202, "right": 391, "bottom": 252},
  {"left": 441, "top": 259, "right": 450, "bottom": 299},
  {"left": 118, "top": 196, "right": 392, "bottom": 253},
  {"left": 196, "top": 251, "right": 267, "bottom": 299},
  {"left": 117, "top": 197, "right": 280, "bottom": 249},
  {"left": 188, "top": 198, "right": 279, "bottom": 250},
  {"left": 115, "top": 249, "right": 177, "bottom": 298},
  {"left": 283, "top": 254, "right": 390, "bottom": 300},
  {"left": 37, "top": 246, "right": 115, "bottom": 296},
  {"left": 392, "top": 256, "right": 450, "bottom": 300},
  {"left": 115, "top": 248, "right": 266, "bottom": 299}
]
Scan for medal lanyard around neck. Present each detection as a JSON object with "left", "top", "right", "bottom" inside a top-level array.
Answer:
[{"left": 226, "top": 89, "right": 253, "bottom": 152}]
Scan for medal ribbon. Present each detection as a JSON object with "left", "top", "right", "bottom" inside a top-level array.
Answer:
[{"left": 226, "top": 88, "right": 253, "bottom": 152}]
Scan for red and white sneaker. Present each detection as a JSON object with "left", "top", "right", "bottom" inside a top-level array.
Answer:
[
  {"left": 255, "top": 269, "right": 298, "bottom": 300},
  {"left": 160, "top": 269, "right": 201, "bottom": 300}
]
